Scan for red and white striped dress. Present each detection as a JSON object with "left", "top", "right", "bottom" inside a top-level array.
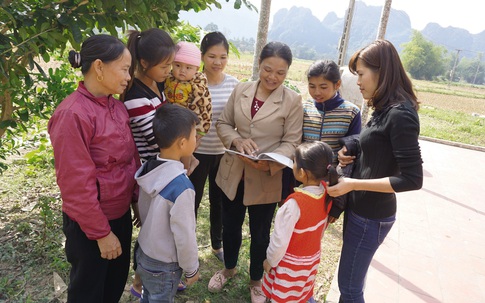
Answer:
[{"left": 263, "top": 184, "right": 331, "bottom": 302}]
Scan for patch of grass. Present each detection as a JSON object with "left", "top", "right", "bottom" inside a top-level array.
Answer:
[
  {"left": 0, "top": 150, "right": 342, "bottom": 302},
  {"left": 169, "top": 187, "right": 342, "bottom": 303},
  {"left": 417, "top": 91, "right": 485, "bottom": 116},
  {"left": 0, "top": 146, "right": 67, "bottom": 303},
  {"left": 419, "top": 106, "right": 485, "bottom": 146},
  {"left": 414, "top": 79, "right": 485, "bottom": 100}
]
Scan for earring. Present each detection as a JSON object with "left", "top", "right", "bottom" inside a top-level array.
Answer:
[{"left": 97, "top": 75, "right": 104, "bottom": 82}]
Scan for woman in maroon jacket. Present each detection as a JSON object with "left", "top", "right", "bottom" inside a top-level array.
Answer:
[{"left": 48, "top": 35, "right": 139, "bottom": 303}]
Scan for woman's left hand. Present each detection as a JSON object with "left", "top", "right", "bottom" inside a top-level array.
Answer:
[
  {"left": 263, "top": 259, "right": 272, "bottom": 273},
  {"left": 327, "top": 177, "right": 354, "bottom": 197},
  {"left": 239, "top": 156, "right": 270, "bottom": 172},
  {"left": 195, "top": 134, "right": 203, "bottom": 149},
  {"left": 132, "top": 203, "right": 141, "bottom": 228}
]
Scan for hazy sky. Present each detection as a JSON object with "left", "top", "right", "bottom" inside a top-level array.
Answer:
[{"left": 254, "top": 0, "right": 484, "bottom": 34}]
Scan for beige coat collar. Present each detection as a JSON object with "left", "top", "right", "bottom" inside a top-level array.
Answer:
[{"left": 240, "top": 80, "right": 285, "bottom": 122}]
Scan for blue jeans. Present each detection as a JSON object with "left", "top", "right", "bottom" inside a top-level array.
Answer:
[
  {"left": 135, "top": 247, "right": 183, "bottom": 303},
  {"left": 338, "top": 210, "right": 395, "bottom": 303}
]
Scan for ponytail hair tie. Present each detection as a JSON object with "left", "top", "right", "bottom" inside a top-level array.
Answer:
[
  {"left": 136, "top": 34, "right": 141, "bottom": 39},
  {"left": 327, "top": 164, "right": 332, "bottom": 170},
  {"left": 74, "top": 52, "right": 81, "bottom": 67}
]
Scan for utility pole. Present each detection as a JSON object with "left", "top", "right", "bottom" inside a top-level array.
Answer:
[
  {"left": 449, "top": 49, "right": 462, "bottom": 87},
  {"left": 337, "top": 0, "right": 355, "bottom": 67},
  {"left": 376, "top": 0, "right": 392, "bottom": 39},
  {"left": 360, "top": 0, "right": 393, "bottom": 127},
  {"left": 473, "top": 53, "right": 482, "bottom": 85}
]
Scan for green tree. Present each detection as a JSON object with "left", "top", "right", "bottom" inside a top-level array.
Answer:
[
  {"left": 401, "top": 31, "right": 448, "bottom": 80},
  {"left": 0, "top": 0, "right": 255, "bottom": 171},
  {"left": 230, "top": 37, "right": 255, "bottom": 52},
  {"left": 456, "top": 55, "right": 485, "bottom": 85},
  {"left": 293, "top": 44, "right": 318, "bottom": 60}
]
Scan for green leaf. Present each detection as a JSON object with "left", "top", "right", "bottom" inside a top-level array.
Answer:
[
  {"left": 58, "top": 13, "right": 69, "bottom": 26},
  {"left": 25, "top": 74, "right": 33, "bottom": 88},
  {"left": 40, "top": 22, "right": 50, "bottom": 32},
  {"left": 70, "top": 23, "right": 83, "bottom": 44},
  {"left": 28, "top": 56, "right": 35, "bottom": 70},
  {"left": 0, "top": 33, "right": 10, "bottom": 48},
  {"left": 0, "top": 120, "right": 17, "bottom": 129},
  {"left": 8, "top": 70, "right": 20, "bottom": 86},
  {"left": 18, "top": 27, "right": 28, "bottom": 40},
  {"left": 33, "top": 61, "right": 47, "bottom": 78},
  {"left": 97, "top": 15, "right": 107, "bottom": 28},
  {"left": 41, "top": 52, "right": 50, "bottom": 63},
  {"left": 18, "top": 110, "right": 29, "bottom": 122}
]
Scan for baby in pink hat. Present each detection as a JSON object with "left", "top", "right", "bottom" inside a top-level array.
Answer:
[
  {"left": 165, "top": 41, "right": 212, "bottom": 174},
  {"left": 165, "top": 41, "right": 212, "bottom": 138}
]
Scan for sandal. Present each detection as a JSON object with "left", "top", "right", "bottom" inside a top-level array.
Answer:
[
  {"left": 130, "top": 286, "right": 141, "bottom": 298},
  {"left": 208, "top": 270, "right": 230, "bottom": 293},
  {"left": 177, "top": 280, "right": 187, "bottom": 291},
  {"left": 307, "top": 296, "right": 317, "bottom": 303},
  {"left": 212, "top": 248, "right": 224, "bottom": 263},
  {"left": 249, "top": 285, "right": 267, "bottom": 303}
]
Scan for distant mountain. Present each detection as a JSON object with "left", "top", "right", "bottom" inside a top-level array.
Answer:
[
  {"left": 180, "top": 1, "right": 484, "bottom": 60},
  {"left": 268, "top": 2, "right": 483, "bottom": 60},
  {"left": 268, "top": 2, "right": 413, "bottom": 61},
  {"left": 270, "top": 7, "right": 340, "bottom": 56},
  {"left": 420, "top": 23, "right": 485, "bottom": 57}
]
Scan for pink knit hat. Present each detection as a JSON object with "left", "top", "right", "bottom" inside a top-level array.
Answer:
[{"left": 174, "top": 41, "right": 201, "bottom": 67}]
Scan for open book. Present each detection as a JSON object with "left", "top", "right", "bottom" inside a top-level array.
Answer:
[{"left": 223, "top": 148, "right": 293, "bottom": 168}]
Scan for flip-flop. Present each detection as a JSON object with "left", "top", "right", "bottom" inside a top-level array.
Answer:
[
  {"left": 177, "top": 280, "right": 187, "bottom": 291},
  {"left": 307, "top": 296, "right": 317, "bottom": 303},
  {"left": 130, "top": 286, "right": 141, "bottom": 298},
  {"left": 212, "top": 249, "right": 224, "bottom": 263}
]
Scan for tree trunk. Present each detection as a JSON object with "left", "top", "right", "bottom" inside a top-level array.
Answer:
[
  {"left": 0, "top": 76, "right": 13, "bottom": 139},
  {"left": 251, "top": 0, "right": 271, "bottom": 81}
]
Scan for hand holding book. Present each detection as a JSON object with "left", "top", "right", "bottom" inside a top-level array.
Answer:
[
  {"left": 223, "top": 148, "right": 293, "bottom": 168},
  {"left": 231, "top": 137, "right": 260, "bottom": 157}
]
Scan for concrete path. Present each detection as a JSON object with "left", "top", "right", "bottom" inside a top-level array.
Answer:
[{"left": 326, "top": 139, "right": 485, "bottom": 303}]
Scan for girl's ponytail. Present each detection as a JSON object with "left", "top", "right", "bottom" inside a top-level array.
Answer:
[{"left": 121, "top": 30, "right": 142, "bottom": 100}]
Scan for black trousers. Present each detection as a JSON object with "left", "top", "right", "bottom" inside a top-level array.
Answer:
[
  {"left": 222, "top": 181, "right": 277, "bottom": 281},
  {"left": 62, "top": 210, "right": 132, "bottom": 303},
  {"left": 189, "top": 153, "right": 224, "bottom": 250}
]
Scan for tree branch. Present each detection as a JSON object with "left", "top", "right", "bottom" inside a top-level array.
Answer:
[{"left": 0, "top": 28, "right": 55, "bottom": 57}]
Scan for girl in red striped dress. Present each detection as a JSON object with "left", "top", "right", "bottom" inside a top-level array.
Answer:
[{"left": 263, "top": 141, "right": 338, "bottom": 303}]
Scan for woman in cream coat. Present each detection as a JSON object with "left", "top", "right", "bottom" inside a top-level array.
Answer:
[{"left": 208, "top": 42, "right": 303, "bottom": 303}]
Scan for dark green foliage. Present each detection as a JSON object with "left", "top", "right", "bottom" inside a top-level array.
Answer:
[
  {"left": 0, "top": 0, "right": 255, "bottom": 172},
  {"left": 401, "top": 31, "right": 449, "bottom": 80}
]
